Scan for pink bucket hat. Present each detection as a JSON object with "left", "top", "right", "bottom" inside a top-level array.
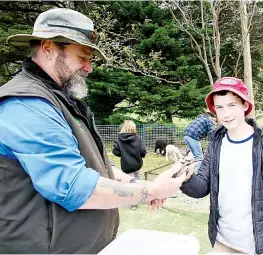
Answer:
[{"left": 205, "top": 77, "right": 253, "bottom": 116}]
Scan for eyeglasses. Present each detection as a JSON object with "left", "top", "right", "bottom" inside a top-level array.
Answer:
[{"left": 47, "top": 23, "right": 99, "bottom": 44}]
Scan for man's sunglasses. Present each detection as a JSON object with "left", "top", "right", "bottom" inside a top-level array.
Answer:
[{"left": 47, "top": 23, "right": 99, "bottom": 44}]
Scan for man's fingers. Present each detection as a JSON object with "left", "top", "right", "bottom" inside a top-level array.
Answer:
[
  {"left": 150, "top": 199, "right": 166, "bottom": 210},
  {"left": 154, "top": 163, "right": 183, "bottom": 181},
  {"left": 186, "top": 164, "right": 195, "bottom": 178},
  {"left": 166, "top": 163, "right": 183, "bottom": 175}
]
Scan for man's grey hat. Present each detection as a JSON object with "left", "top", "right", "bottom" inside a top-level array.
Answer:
[{"left": 7, "top": 8, "right": 107, "bottom": 62}]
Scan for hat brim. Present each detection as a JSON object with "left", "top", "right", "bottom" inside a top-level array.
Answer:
[
  {"left": 205, "top": 86, "right": 253, "bottom": 117},
  {"left": 7, "top": 33, "right": 107, "bottom": 63}
]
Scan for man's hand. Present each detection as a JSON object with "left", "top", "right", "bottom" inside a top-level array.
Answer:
[
  {"left": 154, "top": 162, "right": 183, "bottom": 182},
  {"left": 184, "top": 162, "right": 195, "bottom": 181},
  {"left": 175, "top": 157, "right": 195, "bottom": 182},
  {"left": 148, "top": 162, "right": 185, "bottom": 200}
]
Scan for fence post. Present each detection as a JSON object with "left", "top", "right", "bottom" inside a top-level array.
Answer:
[{"left": 141, "top": 124, "right": 145, "bottom": 144}]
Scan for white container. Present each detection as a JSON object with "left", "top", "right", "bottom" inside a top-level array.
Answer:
[
  {"left": 98, "top": 229, "right": 200, "bottom": 255},
  {"left": 204, "top": 253, "right": 249, "bottom": 255}
]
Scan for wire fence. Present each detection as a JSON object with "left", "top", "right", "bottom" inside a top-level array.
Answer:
[
  {"left": 97, "top": 124, "right": 209, "bottom": 181},
  {"left": 97, "top": 124, "right": 209, "bottom": 153}
]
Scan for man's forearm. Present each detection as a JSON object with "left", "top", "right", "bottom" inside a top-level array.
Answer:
[
  {"left": 79, "top": 175, "right": 186, "bottom": 210},
  {"left": 79, "top": 176, "right": 154, "bottom": 209},
  {"left": 79, "top": 163, "right": 187, "bottom": 210}
]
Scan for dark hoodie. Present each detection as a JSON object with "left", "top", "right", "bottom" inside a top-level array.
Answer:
[{"left": 112, "top": 133, "right": 147, "bottom": 173}]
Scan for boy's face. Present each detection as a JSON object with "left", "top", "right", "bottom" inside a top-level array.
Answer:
[{"left": 213, "top": 91, "right": 248, "bottom": 130}]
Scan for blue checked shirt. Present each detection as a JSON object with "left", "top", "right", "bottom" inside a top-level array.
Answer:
[
  {"left": 183, "top": 114, "right": 214, "bottom": 140},
  {"left": 0, "top": 96, "right": 100, "bottom": 212}
]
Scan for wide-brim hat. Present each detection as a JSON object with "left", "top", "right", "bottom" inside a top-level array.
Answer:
[
  {"left": 205, "top": 77, "right": 253, "bottom": 116},
  {"left": 7, "top": 8, "right": 107, "bottom": 62}
]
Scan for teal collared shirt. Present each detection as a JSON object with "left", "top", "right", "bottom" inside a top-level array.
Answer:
[{"left": 0, "top": 96, "right": 99, "bottom": 212}]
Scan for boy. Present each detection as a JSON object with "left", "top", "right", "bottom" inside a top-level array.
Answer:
[{"left": 181, "top": 77, "right": 263, "bottom": 254}]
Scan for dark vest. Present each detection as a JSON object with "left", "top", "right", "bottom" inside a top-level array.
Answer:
[{"left": 0, "top": 69, "right": 119, "bottom": 254}]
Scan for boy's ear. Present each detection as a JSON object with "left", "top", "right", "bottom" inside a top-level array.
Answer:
[{"left": 243, "top": 101, "right": 249, "bottom": 112}]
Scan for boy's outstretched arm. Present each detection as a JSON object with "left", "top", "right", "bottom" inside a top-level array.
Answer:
[{"left": 180, "top": 141, "right": 212, "bottom": 198}]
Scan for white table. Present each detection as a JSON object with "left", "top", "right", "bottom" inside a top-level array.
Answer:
[
  {"left": 98, "top": 229, "right": 200, "bottom": 255},
  {"left": 204, "top": 253, "right": 248, "bottom": 255}
]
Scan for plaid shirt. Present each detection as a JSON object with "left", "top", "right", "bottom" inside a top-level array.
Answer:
[{"left": 183, "top": 114, "right": 213, "bottom": 140}]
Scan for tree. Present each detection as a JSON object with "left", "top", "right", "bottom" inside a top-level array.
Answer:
[
  {"left": 0, "top": 1, "right": 68, "bottom": 84},
  {"left": 240, "top": 1, "right": 255, "bottom": 117},
  {"left": 2, "top": 1, "right": 263, "bottom": 123},
  {"left": 160, "top": 0, "right": 263, "bottom": 117},
  {"left": 163, "top": 0, "right": 222, "bottom": 86}
]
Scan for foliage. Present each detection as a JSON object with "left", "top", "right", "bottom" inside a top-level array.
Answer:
[{"left": 1, "top": 1, "right": 263, "bottom": 124}]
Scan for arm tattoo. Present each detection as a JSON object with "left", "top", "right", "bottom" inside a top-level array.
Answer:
[
  {"left": 99, "top": 178, "right": 153, "bottom": 204},
  {"left": 99, "top": 179, "right": 135, "bottom": 197},
  {"left": 115, "top": 178, "right": 122, "bottom": 182},
  {"left": 140, "top": 186, "right": 151, "bottom": 204}
]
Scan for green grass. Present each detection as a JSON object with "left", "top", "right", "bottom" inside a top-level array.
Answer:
[
  {"left": 109, "top": 151, "right": 175, "bottom": 173},
  {"left": 117, "top": 205, "right": 210, "bottom": 254},
  {"left": 108, "top": 152, "right": 212, "bottom": 254}
]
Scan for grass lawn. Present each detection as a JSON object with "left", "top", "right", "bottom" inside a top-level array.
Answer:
[{"left": 108, "top": 151, "right": 212, "bottom": 254}]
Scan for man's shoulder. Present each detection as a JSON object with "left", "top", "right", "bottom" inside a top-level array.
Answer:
[
  {"left": 0, "top": 96, "right": 68, "bottom": 133},
  {"left": 0, "top": 70, "right": 48, "bottom": 97},
  {"left": 1, "top": 96, "right": 51, "bottom": 106},
  {"left": 0, "top": 97, "right": 60, "bottom": 118},
  {"left": 0, "top": 70, "right": 64, "bottom": 113}
]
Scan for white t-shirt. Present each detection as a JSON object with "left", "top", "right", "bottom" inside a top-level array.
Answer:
[{"left": 216, "top": 132, "right": 255, "bottom": 254}]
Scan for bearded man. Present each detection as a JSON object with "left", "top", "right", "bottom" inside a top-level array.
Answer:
[{"left": 0, "top": 8, "right": 190, "bottom": 254}]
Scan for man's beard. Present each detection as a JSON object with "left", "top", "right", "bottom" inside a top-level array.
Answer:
[
  {"left": 64, "top": 70, "right": 88, "bottom": 100},
  {"left": 55, "top": 52, "right": 89, "bottom": 100}
]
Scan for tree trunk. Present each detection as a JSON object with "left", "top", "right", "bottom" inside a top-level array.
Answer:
[
  {"left": 210, "top": 0, "right": 221, "bottom": 79},
  {"left": 165, "top": 111, "right": 173, "bottom": 123},
  {"left": 240, "top": 1, "right": 255, "bottom": 118}
]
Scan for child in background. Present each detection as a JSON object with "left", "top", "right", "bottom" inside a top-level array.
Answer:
[{"left": 112, "top": 120, "right": 147, "bottom": 210}]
